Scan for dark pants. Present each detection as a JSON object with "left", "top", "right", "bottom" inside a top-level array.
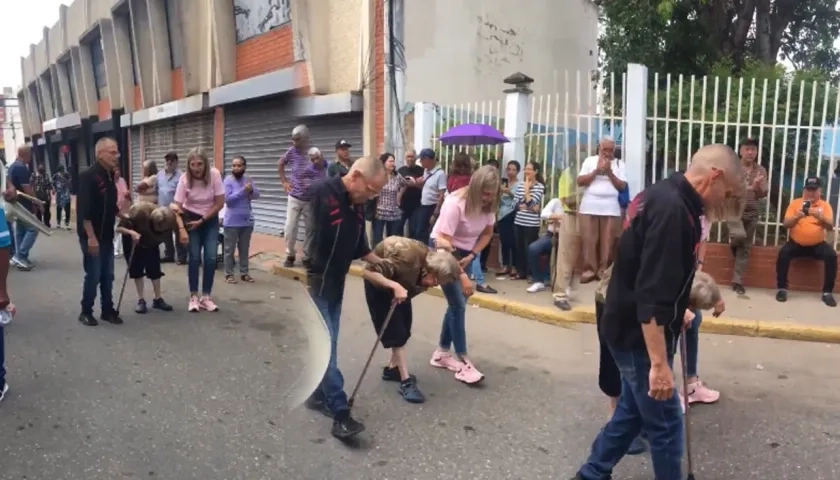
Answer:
[
  {"left": 364, "top": 280, "right": 413, "bottom": 348},
  {"left": 162, "top": 231, "right": 187, "bottom": 262},
  {"left": 514, "top": 224, "right": 540, "bottom": 278},
  {"left": 123, "top": 237, "right": 164, "bottom": 280},
  {"left": 307, "top": 290, "right": 350, "bottom": 416},
  {"left": 187, "top": 217, "right": 220, "bottom": 295},
  {"left": 497, "top": 213, "right": 517, "bottom": 268},
  {"left": 480, "top": 235, "right": 491, "bottom": 270},
  {"left": 55, "top": 202, "right": 71, "bottom": 226},
  {"left": 35, "top": 201, "right": 52, "bottom": 227},
  {"left": 776, "top": 240, "right": 838, "bottom": 292},
  {"left": 409, "top": 205, "right": 436, "bottom": 243},
  {"left": 578, "top": 346, "right": 683, "bottom": 480},
  {"left": 0, "top": 325, "right": 5, "bottom": 387},
  {"left": 528, "top": 233, "right": 553, "bottom": 284},
  {"left": 371, "top": 218, "right": 405, "bottom": 247},
  {"left": 80, "top": 237, "right": 116, "bottom": 315},
  {"left": 595, "top": 301, "right": 621, "bottom": 398}
]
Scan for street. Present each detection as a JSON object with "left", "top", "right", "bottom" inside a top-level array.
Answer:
[{"left": 1, "top": 233, "right": 839, "bottom": 480}]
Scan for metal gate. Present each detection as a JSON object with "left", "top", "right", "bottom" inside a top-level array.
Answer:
[
  {"left": 173, "top": 113, "right": 215, "bottom": 163},
  {"left": 223, "top": 96, "right": 297, "bottom": 235},
  {"left": 129, "top": 126, "right": 142, "bottom": 190},
  {"left": 143, "top": 120, "right": 176, "bottom": 176},
  {"left": 305, "top": 113, "right": 364, "bottom": 161}
]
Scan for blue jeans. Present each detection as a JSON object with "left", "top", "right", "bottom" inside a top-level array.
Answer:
[
  {"left": 80, "top": 238, "right": 116, "bottom": 315},
  {"left": 497, "top": 213, "right": 516, "bottom": 268},
  {"left": 187, "top": 217, "right": 220, "bottom": 295},
  {"left": 528, "top": 233, "right": 553, "bottom": 283},
  {"left": 470, "top": 255, "right": 485, "bottom": 285},
  {"left": 685, "top": 310, "right": 702, "bottom": 378},
  {"left": 371, "top": 218, "right": 405, "bottom": 247},
  {"left": 409, "top": 205, "right": 435, "bottom": 243},
  {"left": 579, "top": 346, "right": 683, "bottom": 480},
  {"left": 7, "top": 221, "right": 15, "bottom": 258},
  {"left": 439, "top": 279, "right": 468, "bottom": 355},
  {"left": 308, "top": 291, "right": 350, "bottom": 415},
  {"left": 14, "top": 221, "right": 38, "bottom": 261}
]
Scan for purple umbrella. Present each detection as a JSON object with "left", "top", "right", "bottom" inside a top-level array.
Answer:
[{"left": 439, "top": 123, "right": 509, "bottom": 146}]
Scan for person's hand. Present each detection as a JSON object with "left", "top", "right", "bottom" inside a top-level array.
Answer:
[
  {"left": 3, "top": 185, "right": 17, "bottom": 202},
  {"left": 136, "top": 183, "right": 149, "bottom": 193},
  {"left": 178, "top": 230, "right": 188, "bottom": 245},
  {"left": 597, "top": 156, "right": 609, "bottom": 172},
  {"left": 794, "top": 209, "right": 806, "bottom": 220},
  {"left": 601, "top": 158, "right": 612, "bottom": 174},
  {"left": 129, "top": 230, "right": 141, "bottom": 244},
  {"left": 244, "top": 183, "right": 253, "bottom": 193},
  {"left": 458, "top": 254, "right": 474, "bottom": 269},
  {"left": 185, "top": 219, "right": 203, "bottom": 231},
  {"left": 518, "top": 203, "right": 526, "bottom": 210},
  {"left": 683, "top": 309, "right": 696, "bottom": 329},
  {"left": 460, "top": 275, "right": 474, "bottom": 297},
  {"left": 87, "top": 237, "right": 100, "bottom": 255},
  {"left": 809, "top": 207, "right": 823, "bottom": 220},
  {"left": 648, "top": 363, "right": 675, "bottom": 401},
  {"left": 713, "top": 299, "right": 726, "bottom": 318},
  {"left": 390, "top": 282, "right": 408, "bottom": 304},
  {"left": 530, "top": 204, "right": 540, "bottom": 213},
  {"left": 123, "top": 190, "right": 132, "bottom": 200},
  {"left": 752, "top": 175, "right": 765, "bottom": 190},
  {"left": 7, "top": 303, "right": 16, "bottom": 319},
  {"left": 282, "top": 181, "right": 292, "bottom": 194},
  {"left": 524, "top": 179, "right": 534, "bottom": 190},
  {"left": 430, "top": 213, "right": 438, "bottom": 226}
]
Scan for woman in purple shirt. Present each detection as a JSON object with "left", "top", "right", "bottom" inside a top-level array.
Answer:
[{"left": 223, "top": 156, "right": 260, "bottom": 283}]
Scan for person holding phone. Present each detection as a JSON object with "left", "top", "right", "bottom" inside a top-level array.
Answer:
[{"left": 774, "top": 176, "right": 837, "bottom": 306}]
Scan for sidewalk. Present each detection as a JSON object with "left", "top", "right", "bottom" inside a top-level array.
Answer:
[{"left": 250, "top": 232, "right": 840, "bottom": 344}]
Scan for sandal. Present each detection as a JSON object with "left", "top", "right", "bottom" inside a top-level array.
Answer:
[
  {"left": 225, "top": 275, "right": 237, "bottom": 284},
  {"left": 240, "top": 275, "right": 255, "bottom": 283}
]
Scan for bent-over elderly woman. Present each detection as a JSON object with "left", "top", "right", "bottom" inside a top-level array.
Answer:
[{"left": 362, "top": 236, "right": 460, "bottom": 404}]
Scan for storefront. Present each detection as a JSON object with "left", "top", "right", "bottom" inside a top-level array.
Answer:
[{"left": 303, "top": 112, "right": 364, "bottom": 163}]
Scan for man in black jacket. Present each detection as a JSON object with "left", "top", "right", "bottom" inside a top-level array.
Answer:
[
  {"left": 572, "top": 144, "right": 744, "bottom": 480},
  {"left": 304, "top": 156, "right": 387, "bottom": 440},
  {"left": 76, "top": 138, "right": 121, "bottom": 327}
]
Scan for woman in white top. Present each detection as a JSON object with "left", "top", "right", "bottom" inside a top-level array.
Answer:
[
  {"left": 576, "top": 137, "right": 626, "bottom": 283},
  {"left": 525, "top": 197, "right": 565, "bottom": 293},
  {"left": 136, "top": 160, "right": 160, "bottom": 204},
  {"left": 512, "top": 161, "right": 545, "bottom": 280}
]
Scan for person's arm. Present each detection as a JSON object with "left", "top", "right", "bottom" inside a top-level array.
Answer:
[
  {"left": 278, "top": 152, "right": 289, "bottom": 184},
  {"left": 607, "top": 160, "right": 627, "bottom": 191},
  {"left": 249, "top": 179, "right": 261, "bottom": 200},
  {"left": 76, "top": 172, "right": 97, "bottom": 239},
  {"left": 635, "top": 204, "right": 692, "bottom": 368},
  {"left": 13, "top": 167, "right": 38, "bottom": 211},
  {"left": 576, "top": 158, "right": 599, "bottom": 187},
  {"left": 528, "top": 184, "right": 545, "bottom": 212},
  {"left": 224, "top": 178, "right": 246, "bottom": 204},
  {"left": 472, "top": 224, "right": 494, "bottom": 254},
  {"left": 782, "top": 201, "right": 803, "bottom": 229},
  {"left": 355, "top": 229, "right": 374, "bottom": 261},
  {"left": 541, "top": 199, "right": 564, "bottom": 221},
  {"left": 753, "top": 166, "right": 769, "bottom": 200},
  {"left": 204, "top": 171, "right": 226, "bottom": 221},
  {"left": 817, "top": 202, "right": 834, "bottom": 229}
]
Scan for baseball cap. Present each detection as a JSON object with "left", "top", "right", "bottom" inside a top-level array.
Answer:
[
  {"left": 418, "top": 148, "right": 436, "bottom": 160},
  {"left": 335, "top": 140, "right": 352, "bottom": 149},
  {"left": 164, "top": 151, "right": 178, "bottom": 161},
  {"left": 804, "top": 177, "right": 822, "bottom": 190}
]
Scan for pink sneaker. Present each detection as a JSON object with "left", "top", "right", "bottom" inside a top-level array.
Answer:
[
  {"left": 687, "top": 380, "right": 720, "bottom": 404},
  {"left": 188, "top": 296, "right": 200, "bottom": 313},
  {"left": 430, "top": 350, "right": 465, "bottom": 372},
  {"left": 200, "top": 296, "right": 219, "bottom": 312},
  {"left": 454, "top": 360, "right": 485, "bottom": 385}
]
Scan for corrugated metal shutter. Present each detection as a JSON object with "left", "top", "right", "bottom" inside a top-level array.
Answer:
[
  {"left": 143, "top": 120, "right": 176, "bottom": 178},
  {"left": 173, "top": 113, "right": 214, "bottom": 162},
  {"left": 130, "top": 126, "right": 142, "bottom": 190},
  {"left": 306, "top": 113, "right": 365, "bottom": 162},
  {"left": 224, "top": 97, "right": 297, "bottom": 236}
]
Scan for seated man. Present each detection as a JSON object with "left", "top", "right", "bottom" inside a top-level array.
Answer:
[
  {"left": 525, "top": 196, "right": 565, "bottom": 293},
  {"left": 776, "top": 177, "right": 837, "bottom": 306}
]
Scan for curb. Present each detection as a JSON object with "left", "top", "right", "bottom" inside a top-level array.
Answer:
[{"left": 270, "top": 264, "right": 840, "bottom": 345}]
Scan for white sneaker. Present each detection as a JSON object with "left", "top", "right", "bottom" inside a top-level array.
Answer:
[
  {"left": 0, "top": 382, "right": 8, "bottom": 402},
  {"left": 526, "top": 282, "right": 546, "bottom": 293}
]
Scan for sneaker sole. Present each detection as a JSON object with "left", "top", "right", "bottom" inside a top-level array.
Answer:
[
  {"left": 332, "top": 424, "right": 366, "bottom": 440},
  {"left": 0, "top": 382, "right": 8, "bottom": 402}
]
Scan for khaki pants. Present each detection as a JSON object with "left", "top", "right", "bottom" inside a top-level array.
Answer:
[
  {"left": 284, "top": 195, "right": 315, "bottom": 260},
  {"left": 728, "top": 217, "right": 757, "bottom": 284},
  {"left": 552, "top": 213, "right": 579, "bottom": 299},
  {"left": 578, "top": 214, "right": 620, "bottom": 281}
]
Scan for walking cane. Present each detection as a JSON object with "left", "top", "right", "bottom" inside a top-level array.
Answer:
[
  {"left": 116, "top": 244, "right": 136, "bottom": 314},
  {"left": 347, "top": 301, "right": 398, "bottom": 409},
  {"left": 679, "top": 333, "right": 697, "bottom": 480}
]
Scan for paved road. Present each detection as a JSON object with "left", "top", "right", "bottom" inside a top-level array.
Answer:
[{"left": 1, "top": 233, "right": 839, "bottom": 480}]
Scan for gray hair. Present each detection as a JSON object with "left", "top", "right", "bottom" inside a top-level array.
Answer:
[
  {"left": 690, "top": 271, "right": 722, "bottom": 310},
  {"left": 600, "top": 135, "right": 616, "bottom": 145},
  {"left": 425, "top": 250, "right": 460, "bottom": 285},
  {"left": 292, "top": 125, "right": 309, "bottom": 139},
  {"left": 349, "top": 156, "right": 385, "bottom": 178},
  {"left": 308, "top": 147, "right": 322, "bottom": 157}
]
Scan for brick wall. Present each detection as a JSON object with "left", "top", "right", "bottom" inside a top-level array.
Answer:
[
  {"left": 97, "top": 98, "right": 111, "bottom": 120},
  {"left": 235, "top": 26, "right": 295, "bottom": 81},
  {"left": 171, "top": 68, "right": 184, "bottom": 100},
  {"left": 214, "top": 107, "right": 224, "bottom": 170}
]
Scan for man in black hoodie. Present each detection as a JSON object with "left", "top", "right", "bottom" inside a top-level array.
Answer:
[
  {"left": 304, "top": 155, "right": 387, "bottom": 440},
  {"left": 76, "top": 138, "right": 121, "bottom": 327}
]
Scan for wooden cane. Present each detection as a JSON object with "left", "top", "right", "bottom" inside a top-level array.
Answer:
[
  {"left": 347, "top": 301, "right": 398, "bottom": 409},
  {"left": 116, "top": 242, "right": 136, "bottom": 314},
  {"left": 16, "top": 192, "right": 44, "bottom": 206}
]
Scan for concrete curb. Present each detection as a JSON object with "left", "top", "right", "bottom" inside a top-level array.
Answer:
[{"left": 270, "top": 264, "right": 840, "bottom": 345}]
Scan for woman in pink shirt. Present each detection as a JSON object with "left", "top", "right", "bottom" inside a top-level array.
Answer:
[
  {"left": 171, "top": 147, "right": 225, "bottom": 312},
  {"left": 113, "top": 166, "right": 131, "bottom": 257},
  {"left": 429, "top": 166, "right": 500, "bottom": 384}
]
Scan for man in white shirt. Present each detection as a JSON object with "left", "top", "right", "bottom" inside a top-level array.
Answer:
[
  {"left": 576, "top": 136, "right": 627, "bottom": 283},
  {"left": 525, "top": 198, "right": 565, "bottom": 293}
]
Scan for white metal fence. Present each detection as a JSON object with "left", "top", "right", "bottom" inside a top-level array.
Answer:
[{"left": 429, "top": 100, "right": 506, "bottom": 169}]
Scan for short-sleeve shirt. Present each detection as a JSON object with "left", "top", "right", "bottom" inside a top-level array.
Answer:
[
  {"left": 174, "top": 168, "right": 225, "bottom": 217},
  {"left": 786, "top": 197, "right": 833, "bottom": 246},
  {"left": 577, "top": 156, "right": 626, "bottom": 217},
  {"left": 430, "top": 193, "right": 495, "bottom": 251},
  {"left": 8, "top": 160, "right": 32, "bottom": 210},
  {"left": 421, "top": 166, "right": 447, "bottom": 206},
  {"left": 376, "top": 174, "right": 407, "bottom": 221},
  {"left": 513, "top": 181, "right": 545, "bottom": 227}
]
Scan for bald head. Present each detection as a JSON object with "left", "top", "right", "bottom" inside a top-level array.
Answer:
[
  {"left": 686, "top": 144, "right": 746, "bottom": 221},
  {"left": 343, "top": 156, "right": 387, "bottom": 204},
  {"left": 17, "top": 145, "right": 31, "bottom": 163},
  {"left": 95, "top": 137, "right": 120, "bottom": 171},
  {"left": 348, "top": 156, "right": 386, "bottom": 179}
]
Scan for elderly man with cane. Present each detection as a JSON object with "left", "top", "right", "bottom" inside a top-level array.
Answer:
[
  {"left": 302, "top": 156, "right": 387, "bottom": 441},
  {"left": 570, "top": 144, "right": 745, "bottom": 480}
]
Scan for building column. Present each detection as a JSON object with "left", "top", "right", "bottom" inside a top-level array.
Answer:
[
  {"left": 111, "top": 14, "right": 136, "bottom": 112},
  {"left": 70, "top": 46, "right": 93, "bottom": 118},
  {"left": 76, "top": 43, "right": 99, "bottom": 118},
  {"left": 623, "top": 63, "right": 648, "bottom": 196},
  {"left": 54, "top": 62, "right": 73, "bottom": 116},
  {"left": 412, "top": 102, "right": 434, "bottom": 154},
  {"left": 209, "top": 0, "right": 236, "bottom": 87},
  {"left": 502, "top": 73, "right": 534, "bottom": 168},
  {"left": 146, "top": 0, "right": 172, "bottom": 104},
  {"left": 99, "top": 19, "right": 121, "bottom": 114},
  {"left": 129, "top": 0, "right": 154, "bottom": 108},
  {"left": 176, "top": 0, "right": 214, "bottom": 95}
]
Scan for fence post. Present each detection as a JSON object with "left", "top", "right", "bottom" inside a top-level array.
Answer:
[
  {"left": 502, "top": 73, "right": 534, "bottom": 167},
  {"left": 413, "top": 102, "right": 434, "bottom": 156},
  {"left": 624, "top": 64, "right": 648, "bottom": 195}
]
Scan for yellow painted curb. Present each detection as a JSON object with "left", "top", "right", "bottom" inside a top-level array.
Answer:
[{"left": 271, "top": 264, "right": 840, "bottom": 344}]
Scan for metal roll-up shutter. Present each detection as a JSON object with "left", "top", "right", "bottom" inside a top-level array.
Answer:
[
  {"left": 224, "top": 97, "right": 298, "bottom": 235},
  {"left": 306, "top": 113, "right": 364, "bottom": 161},
  {"left": 143, "top": 120, "right": 176, "bottom": 176},
  {"left": 129, "top": 126, "right": 142, "bottom": 190},
  {"left": 173, "top": 113, "right": 214, "bottom": 162}
]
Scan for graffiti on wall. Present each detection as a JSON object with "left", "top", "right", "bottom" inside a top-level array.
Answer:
[
  {"left": 233, "top": 0, "right": 291, "bottom": 43},
  {"left": 474, "top": 14, "right": 524, "bottom": 74}
]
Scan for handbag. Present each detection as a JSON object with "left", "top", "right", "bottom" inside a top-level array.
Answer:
[{"left": 618, "top": 186, "right": 631, "bottom": 209}]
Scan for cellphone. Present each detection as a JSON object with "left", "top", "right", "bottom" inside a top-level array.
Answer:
[
  {"left": 501, "top": 178, "right": 509, "bottom": 187},
  {"left": 802, "top": 200, "right": 811, "bottom": 214}
]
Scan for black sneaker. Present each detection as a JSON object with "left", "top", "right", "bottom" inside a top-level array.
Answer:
[
  {"left": 152, "top": 297, "right": 174, "bottom": 311},
  {"left": 398, "top": 378, "right": 426, "bottom": 404},
  {"left": 161, "top": 257, "right": 175, "bottom": 264},
  {"left": 776, "top": 289, "right": 788, "bottom": 302},
  {"left": 283, "top": 256, "right": 296, "bottom": 268},
  {"left": 100, "top": 311, "right": 124, "bottom": 325},
  {"left": 381, "top": 366, "right": 416, "bottom": 383},
  {"left": 476, "top": 284, "right": 498, "bottom": 294},
  {"left": 302, "top": 258, "right": 312, "bottom": 269},
  {"left": 304, "top": 396, "right": 333, "bottom": 418},
  {"left": 822, "top": 293, "right": 837, "bottom": 307},
  {"left": 78, "top": 313, "right": 98, "bottom": 326},
  {"left": 0, "top": 382, "right": 8, "bottom": 402},
  {"left": 553, "top": 297, "right": 572, "bottom": 311},
  {"left": 331, "top": 411, "right": 366, "bottom": 440},
  {"left": 732, "top": 283, "right": 746, "bottom": 295},
  {"left": 135, "top": 299, "right": 148, "bottom": 314}
]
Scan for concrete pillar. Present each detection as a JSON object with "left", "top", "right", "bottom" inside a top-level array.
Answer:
[
  {"left": 38, "top": 75, "right": 56, "bottom": 121},
  {"left": 70, "top": 46, "right": 92, "bottom": 118},
  {"left": 292, "top": 0, "right": 330, "bottom": 94},
  {"left": 361, "top": 0, "right": 377, "bottom": 157},
  {"left": 111, "top": 14, "right": 136, "bottom": 112},
  {"left": 77, "top": 42, "right": 98, "bottom": 117},
  {"left": 177, "top": 0, "right": 214, "bottom": 95},
  {"left": 55, "top": 61, "right": 73, "bottom": 115},
  {"left": 146, "top": 0, "right": 172, "bottom": 103},
  {"left": 413, "top": 102, "right": 434, "bottom": 152},
  {"left": 209, "top": 0, "right": 236, "bottom": 87},
  {"left": 623, "top": 64, "right": 648, "bottom": 196},
  {"left": 99, "top": 19, "right": 121, "bottom": 109},
  {"left": 18, "top": 93, "right": 33, "bottom": 139},
  {"left": 129, "top": 0, "right": 154, "bottom": 107},
  {"left": 49, "top": 65, "right": 66, "bottom": 117},
  {"left": 502, "top": 73, "right": 534, "bottom": 167}
]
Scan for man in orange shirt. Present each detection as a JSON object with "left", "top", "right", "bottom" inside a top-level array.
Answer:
[{"left": 776, "top": 177, "right": 837, "bottom": 306}]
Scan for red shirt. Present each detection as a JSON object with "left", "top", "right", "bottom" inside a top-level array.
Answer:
[{"left": 447, "top": 174, "right": 471, "bottom": 193}]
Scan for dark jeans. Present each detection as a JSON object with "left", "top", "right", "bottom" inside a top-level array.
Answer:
[
  {"left": 308, "top": 290, "right": 350, "bottom": 416},
  {"left": 371, "top": 218, "right": 405, "bottom": 247},
  {"left": 685, "top": 310, "right": 702, "bottom": 378},
  {"left": 0, "top": 325, "right": 5, "bottom": 387},
  {"left": 163, "top": 231, "right": 187, "bottom": 262},
  {"left": 187, "top": 217, "right": 220, "bottom": 295},
  {"left": 35, "top": 201, "right": 52, "bottom": 227},
  {"left": 79, "top": 238, "right": 116, "bottom": 315},
  {"left": 498, "top": 213, "right": 516, "bottom": 268},
  {"left": 776, "top": 240, "right": 837, "bottom": 292},
  {"left": 514, "top": 224, "right": 540, "bottom": 278},
  {"left": 55, "top": 202, "right": 71, "bottom": 226},
  {"left": 528, "top": 233, "right": 553, "bottom": 283},
  {"left": 578, "top": 346, "right": 683, "bottom": 480},
  {"left": 409, "top": 205, "right": 436, "bottom": 243}
]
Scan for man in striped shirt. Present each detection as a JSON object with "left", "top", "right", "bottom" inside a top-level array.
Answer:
[{"left": 278, "top": 125, "right": 327, "bottom": 268}]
